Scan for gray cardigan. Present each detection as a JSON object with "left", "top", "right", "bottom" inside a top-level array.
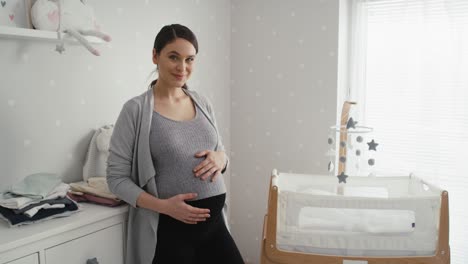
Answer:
[{"left": 106, "top": 87, "right": 228, "bottom": 264}]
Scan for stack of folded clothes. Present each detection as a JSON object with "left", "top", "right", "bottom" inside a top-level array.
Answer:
[
  {"left": 0, "top": 173, "right": 79, "bottom": 227},
  {"left": 68, "top": 177, "right": 124, "bottom": 207},
  {"left": 71, "top": 125, "right": 123, "bottom": 207}
]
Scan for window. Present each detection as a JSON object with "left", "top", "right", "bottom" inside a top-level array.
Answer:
[{"left": 341, "top": 0, "right": 468, "bottom": 263}]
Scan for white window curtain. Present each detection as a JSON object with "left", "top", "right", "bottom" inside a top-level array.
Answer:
[{"left": 343, "top": 0, "right": 468, "bottom": 263}]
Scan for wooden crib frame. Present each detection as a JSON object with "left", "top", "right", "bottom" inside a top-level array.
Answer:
[{"left": 261, "top": 172, "right": 450, "bottom": 264}]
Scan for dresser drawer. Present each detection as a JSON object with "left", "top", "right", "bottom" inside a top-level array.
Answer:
[
  {"left": 4, "top": 254, "right": 38, "bottom": 264},
  {"left": 45, "top": 223, "right": 124, "bottom": 264}
]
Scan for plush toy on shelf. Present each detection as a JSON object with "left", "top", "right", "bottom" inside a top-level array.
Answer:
[
  {"left": 0, "top": 0, "right": 29, "bottom": 28},
  {"left": 30, "top": 0, "right": 111, "bottom": 56}
]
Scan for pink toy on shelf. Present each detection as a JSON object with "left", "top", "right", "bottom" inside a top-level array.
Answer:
[{"left": 30, "top": 0, "right": 111, "bottom": 56}]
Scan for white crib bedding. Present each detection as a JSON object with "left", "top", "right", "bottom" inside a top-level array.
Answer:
[
  {"left": 297, "top": 207, "right": 416, "bottom": 234},
  {"left": 277, "top": 227, "right": 437, "bottom": 256},
  {"left": 277, "top": 207, "right": 436, "bottom": 256},
  {"left": 275, "top": 174, "right": 442, "bottom": 257},
  {"left": 277, "top": 206, "right": 437, "bottom": 256}
]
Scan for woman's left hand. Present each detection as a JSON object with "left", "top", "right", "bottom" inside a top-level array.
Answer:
[{"left": 193, "top": 150, "right": 226, "bottom": 182}]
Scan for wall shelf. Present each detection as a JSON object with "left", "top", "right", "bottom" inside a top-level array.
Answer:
[{"left": 0, "top": 26, "right": 103, "bottom": 44}]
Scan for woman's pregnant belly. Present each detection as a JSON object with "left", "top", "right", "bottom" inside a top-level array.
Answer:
[{"left": 155, "top": 155, "right": 226, "bottom": 200}]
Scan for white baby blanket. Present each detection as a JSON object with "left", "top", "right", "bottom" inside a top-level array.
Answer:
[{"left": 298, "top": 207, "right": 415, "bottom": 234}]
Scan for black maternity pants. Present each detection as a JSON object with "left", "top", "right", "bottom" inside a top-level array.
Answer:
[{"left": 153, "top": 193, "right": 244, "bottom": 264}]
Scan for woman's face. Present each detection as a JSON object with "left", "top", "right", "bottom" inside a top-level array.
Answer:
[{"left": 153, "top": 38, "right": 197, "bottom": 88}]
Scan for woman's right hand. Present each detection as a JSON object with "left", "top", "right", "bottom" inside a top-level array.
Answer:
[{"left": 162, "top": 193, "right": 210, "bottom": 224}]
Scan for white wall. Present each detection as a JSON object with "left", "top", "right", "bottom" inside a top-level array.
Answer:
[
  {"left": 230, "top": 0, "right": 339, "bottom": 262},
  {"left": 1, "top": 0, "right": 340, "bottom": 263},
  {"left": 0, "top": 0, "right": 231, "bottom": 190}
]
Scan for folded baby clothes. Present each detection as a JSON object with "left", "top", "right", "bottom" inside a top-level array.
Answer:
[
  {"left": 0, "top": 195, "right": 35, "bottom": 210},
  {"left": 0, "top": 183, "right": 69, "bottom": 210},
  {"left": 68, "top": 192, "right": 124, "bottom": 207},
  {"left": 69, "top": 178, "right": 117, "bottom": 200},
  {"left": 24, "top": 203, "right": 66, "bottom": 218},
  {"left": 13, "top": 196, "right": 71, "bottom": 215},
  {"left": 43, "top": 182, "right": 69, "bottom": 200},
  {"left": 9, "top": 173, "right": 62, "bottom": 199},
  {"left": 87, "top": 177, "right": 112, "bottom": 193},
  {"left": 0, "top": 197, "right": 79, "bottom": 227}
]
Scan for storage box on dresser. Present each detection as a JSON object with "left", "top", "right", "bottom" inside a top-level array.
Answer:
[{"left": 0, "top": 203, "right": 128, "bottom": 264}]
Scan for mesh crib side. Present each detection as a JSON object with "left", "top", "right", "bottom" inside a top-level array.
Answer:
[{"left": 276, "top": 190, "right": 440, "bottom": 256}]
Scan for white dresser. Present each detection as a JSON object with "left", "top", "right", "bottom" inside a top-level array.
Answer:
[{"left": 0, "top": 204, "right": 128, "bottom": 264}]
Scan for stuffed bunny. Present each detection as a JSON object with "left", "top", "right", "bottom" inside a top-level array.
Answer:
[
  {"left": 82, "top": 125, "right": 114, "bottom": 182},
  {"left": 30, "top": 0, "right": 111, "bottom": 56}
]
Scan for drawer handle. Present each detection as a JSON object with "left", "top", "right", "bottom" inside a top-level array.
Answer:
[{"left": 86, "top": 257, "right": 99, "bottom": 264}]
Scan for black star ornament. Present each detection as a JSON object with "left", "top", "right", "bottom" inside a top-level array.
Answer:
[
  {"left": 337, "top": 172, "right": 348, "bottom": 183},
  {"left": 367, "top": 139, "right": 379, "bottom": 151},
  {"left": 346, "top": 117, "right": 358, "bottom": 129}
]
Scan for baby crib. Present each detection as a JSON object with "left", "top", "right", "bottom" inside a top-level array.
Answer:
[{"left": 261, "top": 169, "right": 450, "bottom": 264}]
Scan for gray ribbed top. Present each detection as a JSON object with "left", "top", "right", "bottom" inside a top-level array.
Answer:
[{"left": 149, "top": 103, "right": 226, "bottom": 200}]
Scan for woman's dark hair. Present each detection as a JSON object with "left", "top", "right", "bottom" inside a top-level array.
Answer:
[{"left": 150, "top": 24, "right": 198, "bottom": 89}]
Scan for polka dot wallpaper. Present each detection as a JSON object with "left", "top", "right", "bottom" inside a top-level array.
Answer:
[
  {"left": 1, "top": 0, "right": 339, "bottom": 263},
  {"left": 0, "top": 0, "right": 231, "bottom": 189},
  {"left": 230, "top": 0, "right": 338, "bottom": 262}
]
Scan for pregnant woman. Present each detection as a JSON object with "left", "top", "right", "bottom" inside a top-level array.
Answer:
[{"left": 107, "top": 24, "right": 244, "bottom": 264}]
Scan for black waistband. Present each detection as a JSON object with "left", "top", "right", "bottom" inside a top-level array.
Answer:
[
  {"left": 185, "top": 193, "right": 226, "bottom": 216},
  {"left": 159, "top": 193, "right": 226, "bottom": 228}
]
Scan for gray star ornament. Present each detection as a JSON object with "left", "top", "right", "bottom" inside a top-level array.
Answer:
[
  {"left": 55, "top": 44, "right": 65, "bottom": 54},
  {"left": 346, "top": 117, "right": 358, "bottom": 129},
  {"left": 337, "top": 172, "right": 348, "bottom": 183},
  {"left": 367, "top": 139, "right": 379, "bottom": 151}
]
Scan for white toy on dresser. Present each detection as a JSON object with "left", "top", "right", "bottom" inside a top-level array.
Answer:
[
  {"left": 30, "top": 0, "right": 111, "bottom": 56},
  {"left": 83, "top": 124, "right": 114, "bottom": 181}
]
